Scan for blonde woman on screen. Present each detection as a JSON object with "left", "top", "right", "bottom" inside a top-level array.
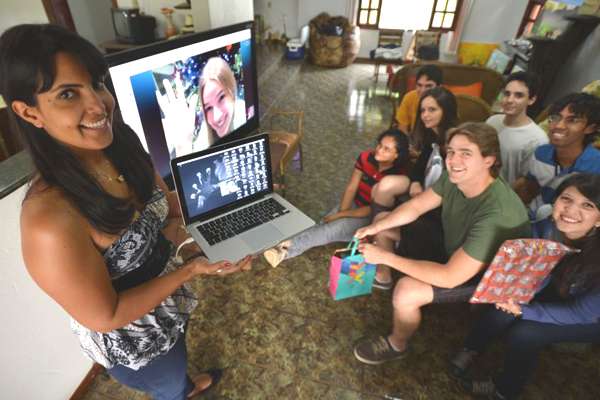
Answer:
[
  {"left": 196, "top": 57, "right": 247, "bottom": 149},
  {"left": 155, "top": 56, "right": 246, "bottom": 157}
]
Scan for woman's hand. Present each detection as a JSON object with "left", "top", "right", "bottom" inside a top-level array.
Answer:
[
  {"left": 409, "top": 182, "right": 423, "bottom": 197},
  {"left": 357, "top": 242, "right": 390, "bottom": 266},
  {"left": 496, "top": 298, "right": 522, "bottom": 317},
  {"left": 355, "top": 223, "right": 379, "bottom": 240},
  {"left": 189, "top": 258, "right": 232, "bottom": 276},
  {"left": 155, "top": 74, "right": 198, "bottom": 156},
  {"left": 190, "top": 254, "right": 253, "bottom": 277},
  {"left": 323, "top": 212, "right": 343, "bottom": 224}
]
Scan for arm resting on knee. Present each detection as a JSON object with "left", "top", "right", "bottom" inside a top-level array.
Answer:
[{"left": 382, "top": 247, "right": 486, "bottom": 289}]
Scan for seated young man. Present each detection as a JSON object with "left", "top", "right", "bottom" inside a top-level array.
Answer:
[
  {"left": 352, "top": 122, "right": 531, "bottom": 365},
  {"left": 486, "top": 71, "right": 548, "bottom": 185},
  {"left": 394, "top": 64, "right": 443, "bottom": 133},
  {"left": 513, "top": 92, "right": 600, "bottom": 221}
]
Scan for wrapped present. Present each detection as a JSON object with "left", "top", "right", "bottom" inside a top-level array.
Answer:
[{"left": 470, "top": 239, "right": 577, "bottom": 304}]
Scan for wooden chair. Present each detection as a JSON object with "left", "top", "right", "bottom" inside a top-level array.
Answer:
[
  {"left": 373, "top": 29, "right": 404, "bottom": 83},
  {"left": 267, "top": 110, "right": 304, "bottom": 194},
  {"left": 456, "top": 94, "right": 492, "bottom": 124}
]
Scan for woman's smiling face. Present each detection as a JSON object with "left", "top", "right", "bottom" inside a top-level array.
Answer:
[
  {"left": 16, "top": 52, "right": 115, "bottom": 154},
  {"left": 202, "top": 79, "right": 235, "bottom": 138},
  {"left": 420, "top": 96, "right": 443, "bottom": 131},
  {"left": 553, "top": 186, "right": 600, "bottom": 240}
]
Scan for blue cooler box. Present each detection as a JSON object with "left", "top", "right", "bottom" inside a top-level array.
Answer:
[{"left": 286, "top": 38, "right": 305, "bottom": 60}]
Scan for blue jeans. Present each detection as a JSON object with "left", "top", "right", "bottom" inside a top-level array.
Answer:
[
  {"left": 107, "top": 334, "right": 194, "bottom": 400},
  {"left": 286, "top": 204, "right": 370, "bottom": 259},
  {"left": 464, "top": 306, "right": 600, "bottom": 398}
]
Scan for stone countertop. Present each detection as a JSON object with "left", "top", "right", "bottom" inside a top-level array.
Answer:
[{"left": 0, "top": 151, "right": 33, "bottom": 200}]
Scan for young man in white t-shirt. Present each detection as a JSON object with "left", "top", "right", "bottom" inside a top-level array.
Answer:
[{"left": 486, "top": 72, "right": 548, "bottom": 185}]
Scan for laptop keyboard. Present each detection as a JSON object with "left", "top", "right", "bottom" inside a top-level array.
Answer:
[{"left": 197, "top": 198, "right": 290, "bottom": 245}]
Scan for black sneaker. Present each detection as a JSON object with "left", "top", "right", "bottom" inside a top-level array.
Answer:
[
  {"left": 463, "top": 378, "right": 508, "bottom": 399},
  {"left": 353, "top": 335, "right": 407, "bottom": 365},
  {"left": 449, "top": 348, "right": 478, "bottom": 378}
]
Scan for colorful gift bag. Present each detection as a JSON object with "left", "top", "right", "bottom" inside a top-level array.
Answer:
[
  {"left": 470, "top": 239, "right": 577, "bottom": 304},
  {"left": 328, "top": 238, "right": 376, "bottom": 300}
]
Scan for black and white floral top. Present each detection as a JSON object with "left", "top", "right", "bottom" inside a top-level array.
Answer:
[{"left": 71, "top": 188, "right": 198, "bottom": 370}]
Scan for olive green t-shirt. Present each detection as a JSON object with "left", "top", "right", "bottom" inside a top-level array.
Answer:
[{"left": 432, "top": 171, "right": 531, "bottom": 263}]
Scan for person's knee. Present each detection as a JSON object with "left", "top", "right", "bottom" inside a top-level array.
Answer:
[
  {"left": 506, "top": 322, "right": 544, "bottom": 351},
  {"left": 375, "top": 176, "right": 409, "bottom": 199},
  {"left": 392, "top": 277, "right": 433, "bottom": 310}
]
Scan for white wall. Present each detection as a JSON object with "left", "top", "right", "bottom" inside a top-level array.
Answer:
[
  {"left": 120, "top": 0, "right": 252, "bottom": 37},
  {"left": 68, "top": 0, "right": 114, "bottom": 46},
  {"left": 358, "top": 29, "right": 378, "bottom": 58},
  {"left": 208, "top": 0, "right": 254, "bottom": 29},
  {"left": 191, "top": 0, "right": 211, "bottom": 33},
  {"left": 254, "top": 0, "right": 299, "bottom": 38},
  {"left": 254, "top": 0, "right": 352, "bottom": 40},
  {"left": 0, "top": 186, "right": 92, "bottom": 400},
  {"left": 461, "top": 0, "right": 528, "bottom": 43},
  {"left": 298, "top": 0, "right": 352, "bottom": 29},
  {"left": 0, "top": 0, "right": 47, "bottom": 34},
  {"left": 547, "top": 24, "right": 600, "bottom": 103}
]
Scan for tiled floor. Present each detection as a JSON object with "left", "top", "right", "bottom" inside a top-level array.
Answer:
[{"left": 82, "top": 45, "right": 600, "bottom": 400}]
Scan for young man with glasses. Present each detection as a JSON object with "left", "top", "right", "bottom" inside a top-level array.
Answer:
[
  {"left": 513, "top": 93, "right": 600, "bottom": 220},
  {"left": 486, "top": 72, "right": 548, "bottom": 185}
]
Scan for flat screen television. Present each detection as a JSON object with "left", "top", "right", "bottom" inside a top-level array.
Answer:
[{"left": 105, "top": 21, "right": 258, "bottom": 183}]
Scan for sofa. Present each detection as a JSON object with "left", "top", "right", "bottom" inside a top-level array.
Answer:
[
  {"left": 308, "top": 13, "right": 360, "bottom": 68},
  {"left": 389, "top": 62, "right": 504, "bottom": 106}
]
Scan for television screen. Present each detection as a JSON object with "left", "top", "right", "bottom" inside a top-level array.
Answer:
[{"left": 105, "top": 21, "right": 258, "bottom": 181}]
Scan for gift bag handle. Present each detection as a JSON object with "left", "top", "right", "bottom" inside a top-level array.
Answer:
[{"left": 348, "top": 237, "right": 360, "bottom": 257}]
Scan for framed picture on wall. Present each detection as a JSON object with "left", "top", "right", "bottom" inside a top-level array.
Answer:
[{"left": 486, "top": 48, "right": 512, "bottom": 74}]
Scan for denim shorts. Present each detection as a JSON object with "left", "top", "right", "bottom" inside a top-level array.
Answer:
[{"left": 107, "top": 334, "right": 194, "bottom": 400}]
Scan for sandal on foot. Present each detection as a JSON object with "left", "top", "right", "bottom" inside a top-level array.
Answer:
[
  {"left": 187, "top": 368, "right": 222, "bottom": 398},
  {"left": 373, "top": 277, "right": 393, "bottom": 290}
]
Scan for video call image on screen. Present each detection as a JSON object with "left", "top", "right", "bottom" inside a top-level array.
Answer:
[
  {"left": 177, "top": 139, "right": 269, "bottom": 219},
  {"left": 107, "top": 27, "right": 257, "bottom": 178}
]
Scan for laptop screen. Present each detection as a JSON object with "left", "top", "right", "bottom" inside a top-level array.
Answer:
[{"left": 173, "top": 135, "right": 272, "bottom": 222}]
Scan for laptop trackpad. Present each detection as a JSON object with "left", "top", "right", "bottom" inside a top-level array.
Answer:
[{"left": 242, "top": 224, "right": 282, "bottom": 250}]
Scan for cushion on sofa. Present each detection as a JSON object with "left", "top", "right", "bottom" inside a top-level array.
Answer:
[
  {"left": 444, "top": 82, "right": 483, "bottom": 98},
  {"left": 389, "top": 62, "right": 503, "bottom": 105}
]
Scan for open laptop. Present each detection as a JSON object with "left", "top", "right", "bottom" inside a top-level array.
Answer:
[{"left": 170, "top": 133, "right": 315, "bottom": 262}]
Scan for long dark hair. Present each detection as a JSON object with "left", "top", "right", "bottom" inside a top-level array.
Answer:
[
  {"left": 411, "top": 86, "right": 458, "bottom": 152},
  {"left": 0, "top": 24, "right": 154, "bottom": 234},
  {"left": 552, "top": 173, "right": 600, "bottom": 295}
]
